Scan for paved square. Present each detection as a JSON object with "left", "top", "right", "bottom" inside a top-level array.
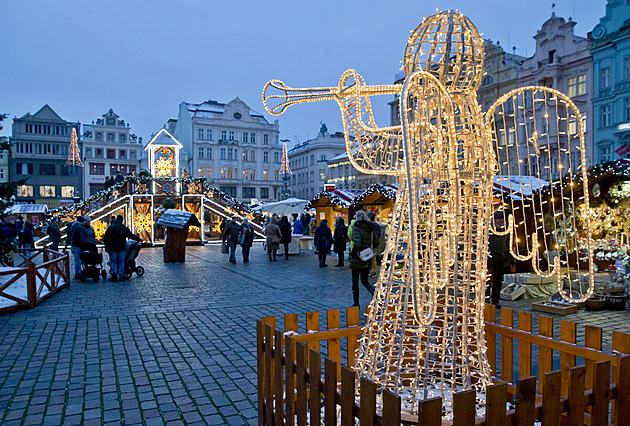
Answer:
[{"left": 0, "top": 244, "right": 628, "bottom": 425}]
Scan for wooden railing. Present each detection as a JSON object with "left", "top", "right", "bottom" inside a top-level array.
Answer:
[
  {"left": 257, "top": 305, "right": 630, "bottom": 425},
  {"left": 0, "top": 248, "right": 70, "bottom": 314}
]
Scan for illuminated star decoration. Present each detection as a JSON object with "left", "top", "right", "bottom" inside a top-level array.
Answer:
[
  {"left": 134, "top": 213, "right": 153, "bottom": 233},
  {"left": 92, "top": 220, "right": 107, "bottom": 241},
  {"left": 154, "top": 156, "right": 175, "bottom": 178}
]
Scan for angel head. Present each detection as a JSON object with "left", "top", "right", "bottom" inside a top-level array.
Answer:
[{"left": 403, "top": 10, "right": 485, "bottom": 91}]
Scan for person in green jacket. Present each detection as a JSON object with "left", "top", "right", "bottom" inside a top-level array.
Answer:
[
  {"left": 349, "top": 211, "right": 378, "bottom": 307},
  {"left": 347, "top": 218, "right": 356, "bottom": 251}
]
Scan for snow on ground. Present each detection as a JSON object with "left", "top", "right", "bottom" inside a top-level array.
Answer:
[{"left": 0, "top": 264, "right": 49, "bottom": 309}]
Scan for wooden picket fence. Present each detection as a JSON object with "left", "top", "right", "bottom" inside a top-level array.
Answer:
[
  {"left": 0, "top": 248, "right": 70, "bottom": 314},
  {"left": 257, "top": 305, "right": 630, "bottom": 425}
]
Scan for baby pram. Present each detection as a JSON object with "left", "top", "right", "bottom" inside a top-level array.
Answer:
[
  {"left": 123, "top": 240, "right": 145, "bottom": 279},
  {"left": 79, "top": 242, "right": 107, "bottom": 283}
]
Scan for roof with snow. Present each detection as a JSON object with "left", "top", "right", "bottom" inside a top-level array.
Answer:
[
  {"left": 493, "top": 175, "right": 549, "bottom": 200},
  {"left": 144, "top": 129, "right": 183, "bottom": 150},
  {"left": 8, "top": 204, "right": 49, "bottom": 214}
]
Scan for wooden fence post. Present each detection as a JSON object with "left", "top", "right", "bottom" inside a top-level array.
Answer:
[
  {"left": 518, "top": 311, "right": 532, "bottom": 380},
  {"left": 26, "top": 262, "right": 36, "bottom": 308},
  {"left": 542, "top": 371, "right": 561, "bottom": 425},
  {"left": 501, "top": 308, "right": 514, "bottom": 383},
  {"left": 264, "top": 324, "right": 273, "bottom": 426},
  {"left": 381, "top": 389, "right": 401, "bottom": 426},
  {"left": 274, "top": 329, "right": 284, "bottom": 426},
  {"left": 359, "top": 377, "right": 377, "bottom": 426},
  {"left": 285, "top": 335, "right": 295, "bottom": 426},
  {"left": 453, "top": 389, "right": 476, "bottom": 426},
  {"left": 538, "top": 316, "right": 554, "bottom": 394},
  {"left": 567, "top": 366, "right": 585, "bottom": 425},
  {"left": 340, "top": 366, "right": 355, "bottom": 426},
  {"left": 591, "top": 360, "right": 610, "bottom": 426},
  {"left": 324, "top": 357, "right": 337, "bottom": 426},
  {"left": 295, "top": 342, "right": 308, "bottom": 426},
  {"left": 485, "top": 381, "right": 507, "bottom": 426},
  {"left": 514, "top": 376, "right": 537, "bottom": 425},
  {"left": 417, "top": 397, "right": 442, "bottom": 426},
  {"left": 309, "top": 349, "right": 321, "bottom": 426},
  {"left": 614, "top": 356, "right": 630, "bottom": 426},
  {"left": 256, "top": 320, "right": 264, "bottom": 426}
]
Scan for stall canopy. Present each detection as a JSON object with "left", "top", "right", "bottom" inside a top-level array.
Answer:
[
  {"left": 493, "top": 175, "right": 549, "bottom": 200},
  {"left": 7, "top": 204, "right": 49, "bottom": 215}
]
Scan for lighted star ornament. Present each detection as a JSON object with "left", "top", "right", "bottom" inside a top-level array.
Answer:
[
  {"left": 263, "top": 10, "right": 593, "bottom": 416},
  {"left": 154, "top": 156, "right": 175, "bottom": 178}
]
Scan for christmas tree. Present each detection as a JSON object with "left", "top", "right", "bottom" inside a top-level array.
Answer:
[{"left": 65, "top": 127, "right": 83, "bottom": 166}]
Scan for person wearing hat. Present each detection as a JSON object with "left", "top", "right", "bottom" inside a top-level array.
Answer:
[
  {"left": 66, "top": 216, "right": 86, "bottom": 279},
  {"left": 103, "top": 215, "right": 141, "bottom": 281},
  {"left": 488, "top": 210, "right": 514, "bottom": 308}
]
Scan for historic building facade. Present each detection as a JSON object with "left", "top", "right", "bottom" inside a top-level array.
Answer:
[
  {"left": 9, "top": 105, "right": 81, "bottom": 207},
  {"left": 517, "top": 13, "right": 593, "bottom": 174},
  {"left": 477, "top": 40, "right": 526, "bottom": 112},
  {"left": 0, "top": 136, "right": 8, "bottom": 183},
  {"left": 288, "top": 125, "right": 347, "bottom": 199},
  {"left": 82, "top": 109, "right": 142, "bottom": 195},
  {"left": 591, "top": 0, "right": 630, "bottom": 163},
  {"left": 174, "top": 97, "right": 282, "bottom": 202}
]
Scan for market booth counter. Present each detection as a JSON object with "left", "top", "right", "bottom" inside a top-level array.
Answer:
[
  {"left": 156, "top": 209, "right": 201, "bottom": 263},
  {"left": 307, "top": 189, "right": 362, "bottom": 226},
  {"left": 350, "top": 183, "right": 397, "bottom": 221}
]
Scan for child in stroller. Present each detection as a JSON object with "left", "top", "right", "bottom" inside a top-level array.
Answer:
[
  {"left": 79, "top": 242, "right": 107, "bottom": 283},
  {"left": 123, "top": 240, "right": 145, "bottom": 279}
]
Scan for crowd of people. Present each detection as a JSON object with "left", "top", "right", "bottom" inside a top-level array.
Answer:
[{"left": 220, "top": 210, "right": 387, "bottom": 307}]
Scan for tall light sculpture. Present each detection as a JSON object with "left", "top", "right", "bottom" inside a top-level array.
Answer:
[{"left": 263, "top": 10, "right": 593, "bottom": 415}]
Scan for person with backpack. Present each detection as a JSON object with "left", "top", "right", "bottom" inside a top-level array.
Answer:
[{"left": 238, "top": 218, "right": 255, "bottom": 263}]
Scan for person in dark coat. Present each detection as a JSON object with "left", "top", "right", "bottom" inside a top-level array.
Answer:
[
  {"left": 278, "top": 216, "right": 292, "bottom": 260},
  {"left": 332, "top": 217, "right": 348, "bottom": 267},
  {"left": 46, "top": 217, "right": 62, "bottom": 252},
  {"left": 314, "top": 219, "right": 333, "bottom": 267},
  {"left": 66, "top": 216, "right": 86, "bottom": 278},
  {"left": 103, "top": 215, "right": 141, "bottom": 281},
  {"left": 292, "top": 219, "right": 304, "bottom": 235},
  {"left": 349, "top": 210, "right": 378, "bottom": 306},
  {"left": 301, "top": 213, "right": 311, "bottom": 236},
  {"left": 222, "top": 216, "right": 241, "bottom": 264},
  {"left": 19, "top": 221, "right": 34, "bottom": 253},
  {"left": 115, "top": 171, "right": 124, "bottom": 183},
  {"left": 264, "top": 216, "right": 282, "bottom": 261},
  {"left": 488, "top": 211, "right": 513, "bottom": 308},
  {"left": 219, "top": 217, "right": 228, "bottom": 234},
  {"left": 239, "top": 218, "right": 255, "bottom": 263}
]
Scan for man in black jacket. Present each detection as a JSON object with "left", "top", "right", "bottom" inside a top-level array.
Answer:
[
  {"left": 222, "top": 216, "right": 241, "bottom": 264},
  {"left": 488, "top": 211, "right": 513, "bottom": 307},
  {"left": 66, "top": 216, "right": 86, "bottom": 279},
  {"left": 103, "top": 215, "right": 141, "bottom": 281}
]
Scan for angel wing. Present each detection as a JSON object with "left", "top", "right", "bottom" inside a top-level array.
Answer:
[{"left": 485, "top": 86, "right": 594, "bottom": 303}]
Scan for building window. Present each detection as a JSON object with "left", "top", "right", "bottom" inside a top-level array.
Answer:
[
  {"left": 227, "top": 148, "right": 233, "bottom": 160},
  {"left": 107, "top": 132, "right": 115, "bottom": 142},
  {"left": 206, "top": 147, "right": 212, "bottom": 159},
  {"left": 198, "top": 147, "right": 204, "bottom": 159},
  {"left": 198, "top": 168, "right": 204, "bottom": 178},
  {"left": 274, "top": 170, "right": 279, "bottom": 181},
  {"left": 250, "top": 169, "right": 255, "bottom": 180},
  {"left": 274, "top": 152, "right": 280, "bottom": 162},
  {"left": 577, "top": 75, "right": 586, "bottom": 95},
  {"left": 263, "top": 151, "right": 269, "bottom": 162},
  {"left": 220, "top": 148, "right": 226, "bottom": 159},
  {"left": 251, "top": 133, "right": 256, "bottom": 144},
  {"left": 229, "top": 131, "right": 235, "bottom": 141},
  {"left": 107, "top": 149, "right": 116, "bottom": 159},
  {"left": 263, "top": 170, "right": 268, "bottom": 180},
  {"left": 206, "top": 168, "right": 212, "bottom": 178},
  {"left": 568, "top": 116, "right": 578, "bottom": 135},
  {"left": 243, "top": 132, "right": 248, "bottom": 143},
  {"left": 95, "top": 148, "right": 103, "bottom": 158},
  {"left": 207, "top": 129, "right": 213, "bottom": 140},
  {"left": 243, "top": 150, "right": 248, "bottom": 161},
  {"left": 85, "top": 148, "right": 92, "bottom": 158},
  {"left": 39, "top": 164, "right": 56, "bottom": 175},
  {"left": 90, "top": 163, "right": 105, "bottom": 175},
  {"left": 219, "top": 186, "right": 236, "bottom": 197},
  {"left": 199, "top": 128, "right": 204, "bottom": 140},
  {"left": 242, "top": 187, "right": 256, "bottom": 198},
  {"left": 626, "top": 97, "right": 630, "bottom": 121},
  {"left": 0, "top": 169, "right": 3, "bottom": 179},
  {"left": 250, "top": 151, "right": 256, "bottom": 161},
  {"left": 601, "top": 105, "right": 611, "bottom": 127},
  {"left": 320, "top": 154, "right": 326, "bottom": 161},
  {"left": 119, "top": 134, "right": 126, "bottom": 142},
  {"left": 568, "top": 77, "right": 577, "bottom": 97},
  {"left": 221, "top": 130, "right": 227, "bottom": 141},
  {"left": 128, "top": 165, "right": 136, "bottom": 174},
  {"left": 61, "top": 186, "right": 75, "bottom": 198},
  {"left": 481, "top": 75, "right": 493, "bottom": 86},
  {"left": 243, "top": 169, "right": 248, "bottom": 180},
  {"left": 17, "top": 185, "right": 33, "bottom": 197},
  {"left": 261, "top": 187, "right": 269, "bottom": 199},
  {"left": 110, "top": 164, "right": 118, "bottom": 176},
  {"left": 227, "top": 168, "right": 234, "bottom": 179},
  {"left": 119, "top": 150, "right": 126, "bottom": 159},
  {"left": 263, "top": 134, "right": 269, "bottom": 144},
  {"left": 600, "top": 145, "right": 612, "bottom": 162},
  {"left": 221, "top": 167, "right": 226, "bottom": 178},
  {"left": 40, "top": 185, "right": 56, "bottom": 198},
  {"left": 96, "top": 132, "right": 102, "bottom": 141},
  {"left": 601, "top": 67, "right": 611, "bottom": 88}
]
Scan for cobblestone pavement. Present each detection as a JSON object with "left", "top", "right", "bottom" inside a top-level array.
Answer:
[{"left": 0, "top": 244, "right": 628, "bottom": 425}]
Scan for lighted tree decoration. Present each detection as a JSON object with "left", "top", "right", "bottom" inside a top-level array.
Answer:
[
  {"left": 263, "top": 10, "right": 593, "bottom": 416},
  {"left": 65, "top": 128, "right": 83, "bottom": 167}
]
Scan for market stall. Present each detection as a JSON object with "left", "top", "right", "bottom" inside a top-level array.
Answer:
[
  {"left": 306, "top": 189, "right": 362, "bottom": 225},
  {"left": 350, "top": 183, "right": 397, "bottom": 222}
]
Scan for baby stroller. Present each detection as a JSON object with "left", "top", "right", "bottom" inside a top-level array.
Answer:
[
  {"left": 79, "top": 242, "right": 107, "bottom": 283},
  {"left": 123, "top": 240, "right": 145, "bottom": 279}
]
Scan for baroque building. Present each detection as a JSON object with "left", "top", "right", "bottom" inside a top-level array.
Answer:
[
  {"left": 82, "top": 109, "right": 142, "bottom": 195},
  {"left": 174, "top": 97, "right": 282, "bottom": 202},
  {"left": 517, "top": 12, "right": 593, "bottom": 175},
  {"left": 477, "top": 40, "right": 526, "bottom": 112},
  {"left": 10, "top": 105, "right": 81, "bottom": 207},
  {"left": 591, "top": 0, "right": 630, "bottom": 163},
  {"left": 288, "top": 125, "right": 347, "bottom": 199}
]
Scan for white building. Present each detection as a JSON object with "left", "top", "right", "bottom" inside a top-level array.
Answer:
[
  {"left": 82, "top": 109, "right": 142, "bottom": 195},
  {"left": 0, "top": 136, "right": 8, "bottom": 183},
  {"left": 174, "top": 97, "right": 283, "bottom": 202},
  {"left": 288, "top": 125, "right": 347, "bottom": 199}
]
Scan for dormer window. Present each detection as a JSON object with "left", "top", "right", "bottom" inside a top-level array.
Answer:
[{"left": 548, "top": 50, "right": 555, "bottom": 64}]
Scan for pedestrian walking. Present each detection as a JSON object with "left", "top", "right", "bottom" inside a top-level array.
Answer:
[
  {"left": 19, "top": 220, "right": 34, "bottom": 253},
  {"left": 46, "top": 216, "right": 62, "bottom": 251},
  {"left": 264, "top": 216, "right": 282, "bottom": 261},
  {"left": 314, "top": 219, "right": 333, "bottom": 267},
  {"left": 488, "top": 211, "right": 513, "bottom": 308},
  {"left": 332, "top": 217, "right": 348, "bottom": 267},
  {"left": 308, "top": 218, "right": 317, "bottom": 236},
  {"left": 292, "top": 218, "right": 304, "bottom": 235},
  {"left": 103, "top": 215, "right": 141, "bottom": 281},
  {"left": 66, "top": 216, "right": 86, "bottom": 279},
  {"left": 367, "top": 212, "right": 382, "bottom": 277},
  {"left": 238, "top": 218, "right": 255, "bottom": 263},
  {"left": 219, "top": 217, "right": 228, "bottom": 234},
  {"left": 349, "top": 210, "right": 378, "bottom": 307},
  {"left": 222, "top": 216, "right": 241, "bottom": 264},
  {"left": 278, "top": 216, "right": 292, "bottom": 260},
  {"left": 301, "top": 213, "right": 311, "bottom": 235}
]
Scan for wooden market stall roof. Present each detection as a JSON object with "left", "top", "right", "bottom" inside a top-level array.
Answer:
[
  {"left": 349, "top": 183, "right": 398, "bottom": 209},
  {"left": 306, "top": 189, "right": 363, "bottom": 209}
]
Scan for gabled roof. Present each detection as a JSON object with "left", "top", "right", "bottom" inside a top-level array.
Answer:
[
  {"left": 144, "top": 129, "right": 183, "bottom": 150},
  {"left": 20, "top": 104, "right": 65, "bottom": 122}
]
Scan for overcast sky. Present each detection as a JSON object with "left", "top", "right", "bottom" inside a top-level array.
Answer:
[{"left": 0, "top": 0, "right": 603, "bottom": 147}]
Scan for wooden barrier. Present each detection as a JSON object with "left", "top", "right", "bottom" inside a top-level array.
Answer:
[
  {"left": 0, "top": 248, "right": 70, "bottom": 315},
  {"left": 257, "top": 305, "right": 630, "bottom": 425}
]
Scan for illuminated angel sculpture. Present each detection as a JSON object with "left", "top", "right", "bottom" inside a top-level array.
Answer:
[{"left": 263, "top": 10, "right": 593, "bottom": 415}]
